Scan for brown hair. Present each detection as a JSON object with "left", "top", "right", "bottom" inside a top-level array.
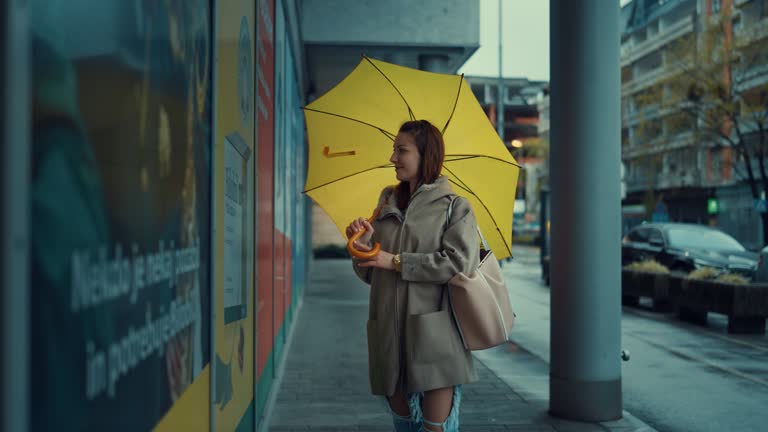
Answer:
[{"left": 395, "top": 119, "right": 445, "bottom": 210}]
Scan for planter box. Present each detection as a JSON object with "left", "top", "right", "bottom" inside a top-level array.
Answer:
[
  {"left": 621, "top": 270, "right": 673, "bottom": 311},
  {"left": 671, "top": 278, "right": 768, "bottom": 334}
]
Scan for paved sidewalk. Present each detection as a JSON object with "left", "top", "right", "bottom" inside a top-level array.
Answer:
[{"left": 267, "top": 259, "right": 655, "bottom": 432}]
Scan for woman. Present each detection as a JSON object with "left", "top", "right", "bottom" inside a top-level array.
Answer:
[{"left": 345, "top": 119, "right": 480, "bottom": 432}]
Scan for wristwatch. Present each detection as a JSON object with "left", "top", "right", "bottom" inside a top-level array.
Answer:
[{"left": 393, "top": 254, "right": 402, "bottom": 272}]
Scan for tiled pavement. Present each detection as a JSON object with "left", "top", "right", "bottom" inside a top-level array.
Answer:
[{"left": 267, "top": 259, "right": 654, "bottom": 432}]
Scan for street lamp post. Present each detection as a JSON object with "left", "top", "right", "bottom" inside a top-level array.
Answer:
[{"left": 497, "top": 0, "right": 504, "bottom": 143}]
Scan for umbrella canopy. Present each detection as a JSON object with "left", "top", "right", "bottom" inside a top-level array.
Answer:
[{"left": 303, "top": 56, "right": 520, "bottom": 259}]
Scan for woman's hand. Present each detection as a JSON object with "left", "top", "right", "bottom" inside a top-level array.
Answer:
[
  {"left": 345, "top": 217, "right": 374, "bottom": 245},
  {"left": 356, "top": 248, "right": 395, "bottom": 271}
]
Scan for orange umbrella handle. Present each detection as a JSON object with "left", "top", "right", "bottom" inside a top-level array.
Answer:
[{"left": 347, "top": 206, "right": 383, "bottom": 259}]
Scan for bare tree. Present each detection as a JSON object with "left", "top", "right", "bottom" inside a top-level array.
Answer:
[{"left": 651, "top": 8, "right": 768, "bottom": 244}]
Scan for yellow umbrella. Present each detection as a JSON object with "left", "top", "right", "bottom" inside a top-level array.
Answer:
[{"left": 303, "top": 56, "right": 520, "bottom": 259}]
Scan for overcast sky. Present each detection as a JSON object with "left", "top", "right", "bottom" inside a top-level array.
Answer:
[{"left": 458, "top": 0, "right": 634, "bottom": 81}]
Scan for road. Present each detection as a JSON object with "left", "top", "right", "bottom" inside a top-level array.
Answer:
[{"left": 504, "top": 245, "right": 768, "bottom": 432}]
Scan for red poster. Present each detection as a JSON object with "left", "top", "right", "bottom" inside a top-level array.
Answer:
[{"left": 256, "top": 0, "right": 275, "bottom": 378}]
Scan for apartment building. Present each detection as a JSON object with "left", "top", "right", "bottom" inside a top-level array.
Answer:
[
  {"left": 620, "top": 0, "right": 767, "bottom": 248},
  {"left": 621, "top": 0, "right": 702, "bottom": 225}
]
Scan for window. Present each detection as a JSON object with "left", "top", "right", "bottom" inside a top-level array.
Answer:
[
  {"left": 506, "top": 87, "right": 517, "bottom": 104},
  {"left": 629, "top": 228, "right": 650, "bottom": 243},
  {"left": 634, "top": 28, "right": 648, "bottom": 44},
  {"left": 713, "top": 0, "right": 721, "bottom": 14},
  {"left": 636, "top": 51, "right": 663, "bottom": 74},
  {"left": 484, "top": 85, "right": 496, "bottom": 104},
  {"left": 639, "top": 119, "right": 662, "bottom": 141},
  {"left": 648, "top": 20, "right": 660, "bottom": 37},
  {"left": 711, "top": 148, "right": 722, "bottom": 180},
  {"left": 667, "top": 227, "right": 745, "bottom": 251},
  {"left": 732, "top": 15, "right": 743, "bottom": 32},
  {"left": 665, "top": 113, "right": 693, "bottom": 136},
  {"left": 648, "top": 229, "right": 664, "bottom": 246},
  {"left": 471, "top": 84, "right": 485, "bottom": 105},
  {"left": 622, "top": 66, "right": 633, "bottom": 84}
]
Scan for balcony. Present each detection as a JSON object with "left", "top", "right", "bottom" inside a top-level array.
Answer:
[
  {"left": 657, "top": 171, "right": 701, "bottom": 189},
  {"left": 734, "top": 9, "right": 768, "bottom": 41},
  {"left": 625, "top": 169, "right": 701, "bottom": 193},
  {"left": 623, "top": 131, "right": 694, "bottom": 159},
  {"left": 736, "top": 64, "right": 768, "bottom": 93},
  {"left": 625, "top": 176, "right": 653, "bottom": 193},
  {"left": 623, "top": 103, "right": 662, "bottom": 126},
  {"left": 621, "top": 16, "right": 694, "bottom": 68},
  {"left": 622, "top": 58, "right": 692, "bottom": 96},
  {"left": 624, "top": 101, "right": 694, "bottom": 128}
]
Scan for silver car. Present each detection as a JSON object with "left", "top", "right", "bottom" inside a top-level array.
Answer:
[{"left": 755, "top": 246, "right": 768, "bottom": 283}]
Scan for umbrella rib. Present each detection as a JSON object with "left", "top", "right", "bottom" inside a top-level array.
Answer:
[
  {"left": 445, "top": 156, "right": 482, "bottom": 163},
  {"left": 303, "top": 107, "right": 396, "bottom": 140},
  {"left": 445, "top": 178, "right": 472, "bottom": 195},
  {"left": 442, "top": 74, "right": 464, "bottom": 135},
  {"left": 445, "top": 154, "right": 522, "bottom": 168},
  {"left": 303, "top": 164, "right": 393, "bottom": 194},
  {"left": 443, "top": 166, "right": 513, "bottom": 258},
  {"left": 445, "top": 167, "right": 473, "bottom": 193},
  {"left": 363, "top": 55, "right": 415, "bottom": 121}
]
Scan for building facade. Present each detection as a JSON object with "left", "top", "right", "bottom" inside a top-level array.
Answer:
[
  {"left": 620, "top": 0, "right": 767, "bottom": 248},
  {"left": 621, "top": 0, "right": 705, "bottom": 230}
]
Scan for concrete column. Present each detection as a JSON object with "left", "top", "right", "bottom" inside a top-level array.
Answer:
[
  {"left": 2, "top": 1, "right": 30, "bottom": 431},
  {"left": 549, "top": 0, "right": 622, "bottom": 421}
]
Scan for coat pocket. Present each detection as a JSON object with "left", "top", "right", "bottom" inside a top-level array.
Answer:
[{"left": 407, "top": 310, "right": 458, "bottom": 364}]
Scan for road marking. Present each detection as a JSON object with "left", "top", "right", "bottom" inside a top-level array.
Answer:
[
  {"left": 625, "top": 308, "right": 768, "bottom": 353},
  {"left": 630, "top": 332, "right": 768, "bottom": 388}
]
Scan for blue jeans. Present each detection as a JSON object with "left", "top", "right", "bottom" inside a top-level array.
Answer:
[{"left": 388, "top": 385, "right": 462, "bottom": 432}]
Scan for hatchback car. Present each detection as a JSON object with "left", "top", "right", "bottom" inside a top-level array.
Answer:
[{"left": 622, "top": 223, "right": 758, "bottom": 279}]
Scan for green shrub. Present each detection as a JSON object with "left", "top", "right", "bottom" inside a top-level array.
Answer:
[
  {"left": 715, "top": 273, "right": 749, "bottom": 285},
  {"left": 624, "top": 260, "right": 670, "bottom": 274},
  {"left": 313, "top": 244, "right": 350, "bottom": 259},
  {"left": 687, "top": 267, "right": 719, "bottom": 280}
]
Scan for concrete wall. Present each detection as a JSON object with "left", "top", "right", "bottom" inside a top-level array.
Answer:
[
  {"left": 301, "top": 0, "right": 478, "bottom": 47},
  {"left": 301, "top": 0, "right": 479, "bottom": 95}
]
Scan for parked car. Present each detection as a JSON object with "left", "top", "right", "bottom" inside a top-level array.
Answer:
[
  {"left": 621, "top": 223, "right": 758, "bottom": 279},
  {"left": 513, "top": 220, "right": 541, "bottom": 244},
  {"left": 755, "top": 245, "right": 768, "bottom": 283}
]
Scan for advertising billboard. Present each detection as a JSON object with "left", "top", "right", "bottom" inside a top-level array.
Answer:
[{"left": 28, "top": 0, "right": 212, "bottom": 430}]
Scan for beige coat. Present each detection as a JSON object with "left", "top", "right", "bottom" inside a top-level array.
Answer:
[{"left": 353, "top": 176, "right": 480, "bottom": 396}]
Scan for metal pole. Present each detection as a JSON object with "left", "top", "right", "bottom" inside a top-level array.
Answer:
[
  {"left": 496, "top": 0, "right": 504, "bottom": 142},
  {"left": 549, "top": 0, "right": 622, "bottom": 421},
  {"left": 2, "top": 1, "right": 30, "bottom": 431}
]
